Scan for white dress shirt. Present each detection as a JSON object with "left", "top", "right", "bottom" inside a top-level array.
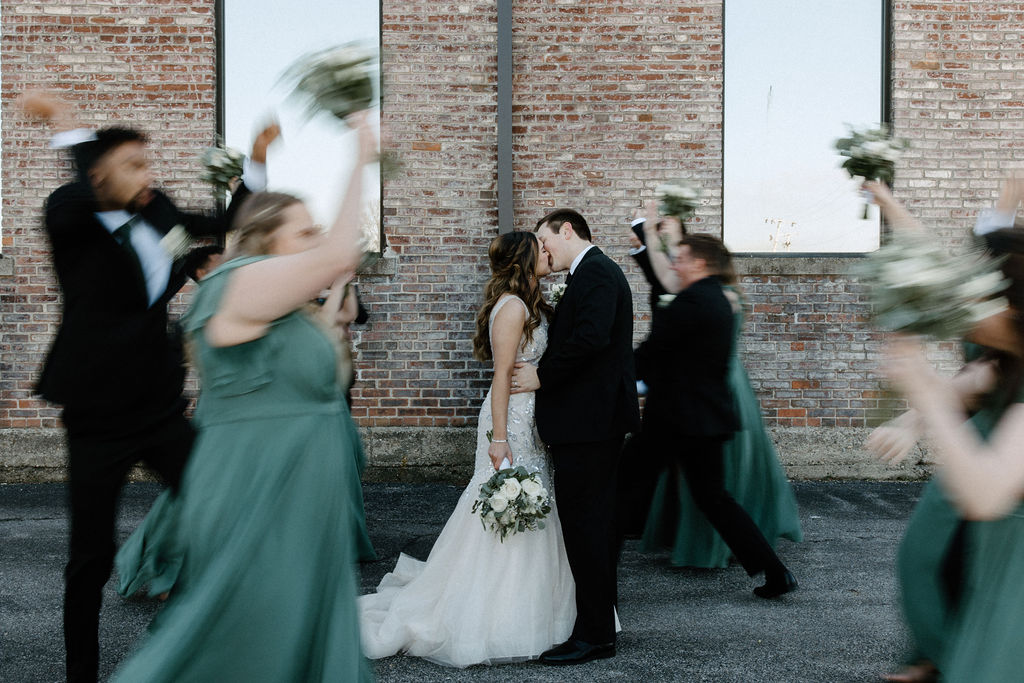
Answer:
[{"left": 569, "top": 244, "right": 596, "bottom": 275}]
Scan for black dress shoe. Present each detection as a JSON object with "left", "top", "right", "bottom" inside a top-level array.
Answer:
[
  {"left": 539, "top": 638, "right": 616, "bottom": 665},
  {"left": 754, "top": 569, "right": 798, "bottom": 599}
]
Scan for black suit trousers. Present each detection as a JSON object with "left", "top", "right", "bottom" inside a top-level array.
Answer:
[
  {"left": 550, "top": 437, "right": 623, "bottom": 645},
  {"left": 62, "top": 410, "right": 193, "bottom": 683},
  {"left": 673, "top": 435, "right": 784, "bottom": 578}
]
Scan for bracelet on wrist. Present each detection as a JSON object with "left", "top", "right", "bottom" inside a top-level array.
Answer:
[{"left": 492, "top": 439, "right": 508, "bottom": 443}]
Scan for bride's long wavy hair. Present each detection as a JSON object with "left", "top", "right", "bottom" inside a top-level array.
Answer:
[{"left": 472, "top": 232, "right": 553, "bottom": 362}]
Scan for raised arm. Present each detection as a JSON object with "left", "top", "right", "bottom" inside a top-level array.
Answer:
[
  {"left": 207, "top": 114, "right": 376, "bottom": 346},
  {"left": 867, "top": 356, "right": 998, "bottom": 464},
  {"left": 642, "top": 200, "right": 681, "bottom": 294},
  {"left": 863, "top": 180, "right": 922, "bottom": 233}
]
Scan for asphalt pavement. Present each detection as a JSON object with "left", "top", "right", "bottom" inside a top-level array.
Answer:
[{"left": 1, "top": 481, "right": 918, "bottom": 682}]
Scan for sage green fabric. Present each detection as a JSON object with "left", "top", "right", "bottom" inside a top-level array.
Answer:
[{"left": 112, "top": 256, "right": 371, "bottom": 682}]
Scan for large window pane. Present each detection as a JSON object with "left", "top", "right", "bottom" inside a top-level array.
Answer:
[
  {"left": 222, "top": 0, "right": 381, "bottom": 247},
  {"left": 723, "top": 0, "right": 884, "bottom": 253}
]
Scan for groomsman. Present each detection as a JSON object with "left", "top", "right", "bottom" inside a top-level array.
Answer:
[
  {"left": 634, "top": 234, "right": 797, "bottom": 599},
  {"left": 20, "top": 92, "right": 274, "bottom": 682}
]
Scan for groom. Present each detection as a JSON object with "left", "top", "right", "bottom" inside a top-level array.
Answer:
[{"left": 512, "top": 208, "right": 640, "bottom": 665}]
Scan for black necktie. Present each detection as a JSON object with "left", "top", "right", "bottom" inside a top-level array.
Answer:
[
  {"left": 114, "top": 217, "right": 146, "bottom": 288},
  {"left": 564, "top": 272, "right": 572, "bottom": 285}
]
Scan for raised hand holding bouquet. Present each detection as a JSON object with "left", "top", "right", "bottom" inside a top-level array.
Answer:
[
  {"left": 471, "top": 466, "right": 552, "bottom": 542},
  {"left": 834, "top": 125, "right": 909, "bottom": 219},
  {"left": 856, "top": 231, "right": 1008, "bottom": 340},
  {"left": 199, "top": 143, "right": 246, "bottom": 192},
  {"left": 655, "top": 181, "right": 702, "bottom": 224}
]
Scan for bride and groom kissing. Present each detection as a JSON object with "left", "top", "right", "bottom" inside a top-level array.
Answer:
[{"left": 358, "top": 206, "right": 794, "bottom": 668}]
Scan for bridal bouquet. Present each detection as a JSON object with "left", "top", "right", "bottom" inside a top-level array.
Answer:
[
  {"left": 834, "top": 125, "right": 910, "bottom": 218},
  {"left": 855, "top": 231, "right": 1008, "bottom": 340},
  {"left": 199, "top": 143, "right": 245, "bottom": 192},
  {"left": 656, "top": 181, "right": 702, "bottom": 222},
  {"left": 471, "top": 466, "right": 552, "bottom": 542},
  {"left": 284, "top": 43, "right": 377, "bottom": 123}
]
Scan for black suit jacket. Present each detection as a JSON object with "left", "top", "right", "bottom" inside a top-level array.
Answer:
[
  {"left": 36, "top": 181, "right": 249, "bottom": 428},
  {"left": 634, "top": 275, "right": 739, "bottom": 438},
  {"left": 536, "top": 247, "right": 641, "bottom": 445}
]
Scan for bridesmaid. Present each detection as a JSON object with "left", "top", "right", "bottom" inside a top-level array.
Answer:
[
  {"left": 883, "top": 236, "right": 1024, "bottom": 682},
  {"left": 111, "top": 114, "right": 377, "bottom": 682},
  {"left": 630, "top": 200, "right": 802, "bottom": 568}
]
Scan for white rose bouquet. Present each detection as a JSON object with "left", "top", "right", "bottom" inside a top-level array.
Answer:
[
  {"left": 655, "top": 181, "right": 702, "bottom": 222},
  {"left": 834, "top": 125, "right": 910, "bottom": 218},
  {"left": 855, "top": 231, "right": 1008, "bottom": 339},
  {"left": 199, "top": 144, "right": 245, "bottom": 192},
  {"left": 471, "top": 466, "right": 552, "bottom": 542}
]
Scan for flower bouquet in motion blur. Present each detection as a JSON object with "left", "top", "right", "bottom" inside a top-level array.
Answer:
[
  {"left": 199, "top": 143, "right": 246, "bottom": 192},
  {"left": 856, "top": 231, "right": 1008, "bottom": 340},
  {"left": 834, "top": 125, "right": 909, "bottom": 219},
  {"left": 283, "top": 42, "right": 400, "bottom": 176},
  {"left": 471, "top": 466, "right": 552, "bottom": 542},
  {"left": 655, "top": 181, "right": 702, "bottom": 223}
]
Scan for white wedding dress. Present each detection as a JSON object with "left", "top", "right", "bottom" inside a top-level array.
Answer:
[{"left": 358, "top": 295, "right": 575, "bottom": 667}]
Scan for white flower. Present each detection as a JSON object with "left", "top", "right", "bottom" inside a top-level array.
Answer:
[
  {"left": 658, "top": 294, "right": 677, "bottom": 307},
  {"left": 159, "top": 225, "right": 193, "bottom": 260},
  {"left": 521, "top": 477, "right": 543, "bottom": 498},
  {"left": 489, "top": 493, "right": 509, "bottom": 513},
  {"left": 550, "top": 283, "right": 568, "bottom": 305},
  {"left": 500, "top": 478, "right": 522, "bottom": 500}
]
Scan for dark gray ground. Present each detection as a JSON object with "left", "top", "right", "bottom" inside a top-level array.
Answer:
[{"left": 1, "top": 481, "right": 918, "bottom": 682}]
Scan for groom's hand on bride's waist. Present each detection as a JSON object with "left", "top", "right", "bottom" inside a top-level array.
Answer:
[{"left": 510, "top": 362, "right": 540, "bottom": 394}]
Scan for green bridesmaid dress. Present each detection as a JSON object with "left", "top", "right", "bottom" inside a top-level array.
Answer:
[
  {"left": 899, "top": 393, "right": 1024, "bottom": 681},
  {"left": 640, "top": 287, "right": 803, "bottom": 567},
  {"left": 111, "top": 256, "right": 371, "bottom": 682}
]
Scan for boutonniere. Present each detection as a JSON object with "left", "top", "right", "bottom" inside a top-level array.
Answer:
[
  {"left": 159, "top": 224, "right": 194, "bottom": 260},
  {"left": 657, "top": 293, "right": 677, "bottom": 308},
  {"left": 550, "top": 283, "right": 568, "bottom": 306}
]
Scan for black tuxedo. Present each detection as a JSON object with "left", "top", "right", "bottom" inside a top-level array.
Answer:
[
  {"left": 633, "top": 275, "right": 785, "bottom": 581},
  {"left": 535, "top": 246, "right": 639, "bottom": 646},
  {"left": 635, "top": 276, "right": 739, "bottom": 437},
  {"left": 41, "top": 179, "right": 248, "bottom": 682},
  {"left": 536, "top": 247, "right": 640, "bottom": 444}
]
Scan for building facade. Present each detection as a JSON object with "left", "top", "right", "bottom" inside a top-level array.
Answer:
[{"left": 2, "top": 1, "right": 1016, "bottom": 481}]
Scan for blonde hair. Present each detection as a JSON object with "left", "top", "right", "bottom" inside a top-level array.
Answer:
[{"left": 226, "top": 191, "right": 304, "bottom": 258}]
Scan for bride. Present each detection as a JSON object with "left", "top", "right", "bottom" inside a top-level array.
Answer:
[{"left": 358, "top": 231, "right": 575, "bottom": 667}]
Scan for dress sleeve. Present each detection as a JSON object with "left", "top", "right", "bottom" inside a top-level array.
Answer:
[{"left": 182, "top": 255, "right": 286, "bottom": 398}]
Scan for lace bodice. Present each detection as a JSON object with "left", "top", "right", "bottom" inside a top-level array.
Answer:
[{"left": 475, "top": 295, "right": 550, "bottom": 480}]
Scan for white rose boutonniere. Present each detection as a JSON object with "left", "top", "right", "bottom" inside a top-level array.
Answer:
[
  {"left": 657, "top": 293, "right": 677, "bottom": 308},
  {"left": 159, "top": 225, "right": 194, "bottom": 261},
  {"left": 550, "top": 282, "right": 568, "bottom": 306}
]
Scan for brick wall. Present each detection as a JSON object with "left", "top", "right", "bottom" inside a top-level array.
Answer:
[
  {"left": 3, "top": 1, "right": 1022, "bottom": 480},
  {"left": 1, "top": 2, "right": 219, "bottom": 431}
]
